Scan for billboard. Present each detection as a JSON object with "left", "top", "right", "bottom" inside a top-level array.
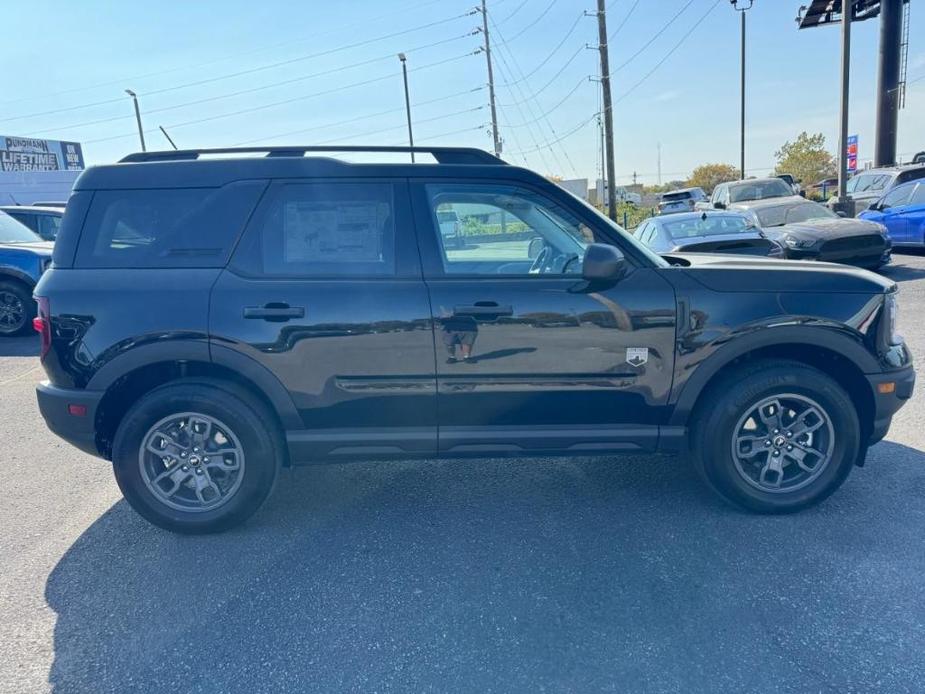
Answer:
[
  {"left": 0, "top": 135, "right": 84, "bottom": 172},
  {"left": 846, "top": 134, "right": 858, "bottom": 173}
]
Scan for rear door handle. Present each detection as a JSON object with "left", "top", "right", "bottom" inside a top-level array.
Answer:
[
  {"left": 243, "top": 304, "right": 305, "bottom": 321},
  {"left": 453, "top": 302, "right": 513, "bottom": 318}
]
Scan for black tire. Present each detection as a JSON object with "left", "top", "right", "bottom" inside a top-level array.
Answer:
[
  {"left": 0, "top": 280, "right": 35, "bottom": 337},
  {"left": 690, "top": 360, "right": 860, "bottom": 513},
  {"left": 111, "top": 380, "right": 282, "bottom": 533}
]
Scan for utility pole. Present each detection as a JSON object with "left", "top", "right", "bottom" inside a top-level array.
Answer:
[
  {"left": 730, "top": 1, "right": 754, "bottom": 180},
  {"left": 596, "top": 0, "right": 617, "bottom": 221},
  {"left": 480, "top": 0, "right": 502, "bottom": 157},
  {"left": 836, "top": 0, "right": 853, "bottom": 210},
  {"left": 124, "top": 89, "right": 146, "bottom": 152},
  {"left": 398, "top": 53, "right": 415, "bottom": 162}
]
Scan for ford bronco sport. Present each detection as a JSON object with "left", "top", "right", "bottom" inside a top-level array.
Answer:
[{"left": 34, "top": 146, "right": 915, "bottom": 533}]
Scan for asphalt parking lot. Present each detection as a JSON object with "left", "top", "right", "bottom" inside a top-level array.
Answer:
[{"left": 1, "top": 253, "right": 924, "bottom": 694}]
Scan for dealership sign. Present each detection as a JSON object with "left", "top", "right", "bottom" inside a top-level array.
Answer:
[
  {"left": 0, "top": 136, "right": 84, "bottom": 172},
  {"left": 846, "top": 134, "right": 858, "bottom": 173}
]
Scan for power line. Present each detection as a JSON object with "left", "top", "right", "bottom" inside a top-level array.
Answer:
[
  {"left": 608, "top": 0, "right": 641, "bottom": 41},
  {"left": 311, "top": 105, "right": 485, "bottom": 145},
  {"left": 82, "top": 51, "right": 480, "bottom": 145},
  {"left": 497, "top": 12, "right": 584, "bottom": 87},
  {"left": 2, "top": 10, "right": 477, "bottom": 125},
  {"left": 613, "top": 0, "right": 721, "bottom": 105},
  {"left": 505, "top": 0, "right": 558, "bottom": 42},
  {"left": 0, "top": 0, "right": 461, "bottom": 109},
  {"left": 612, "top": 0, "right": 696, "bottom": 72},
  {"left": 231, "top": 87, "right": 485, "bottom": 146},
  {"left": 508, "top": 111, "right": 599, "bottom": 155},
  {"left": 503, "top": 76, "right": 589, "bottom": 127},
  {"left": 27, "top": 32, "right": 478, "bottom": 136},
  {"left": 498, "top": 0, "right": 530, "bottom": 24},
  {"left": 498, "top": 43, "right": 585, "bottom": 107}
]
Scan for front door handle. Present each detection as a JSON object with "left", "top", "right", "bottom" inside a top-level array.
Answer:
[
  {"left": 453, "top": 302, "right": 514, "bottom": 318},
  {"left": 243, "top": 303, "right": 305, "bottom": 321}
]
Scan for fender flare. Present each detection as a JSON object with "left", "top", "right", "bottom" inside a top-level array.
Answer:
[
  {"left": 86, "top": 339, "right": 302, "bottom": 431},
  {"left": 0, "top": 266, "right": 37, "bottom": 289},
  {"left": 669, "top": 325, "right": 879, "bottom": 426}
]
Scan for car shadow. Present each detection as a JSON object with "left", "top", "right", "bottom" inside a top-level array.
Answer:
[
  {"left": 881, "top": 256, "right": 925, "bottom": 283},
  {"left": 0, "top": 334, "right": 39, "bottom": 357},
  {"left": 45, "top": 440, "right": 925, "bottom": 692}
]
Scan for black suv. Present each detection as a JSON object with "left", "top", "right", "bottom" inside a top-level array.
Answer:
[{"left": 34, "top": 146, "right": 915, "bottom": 533}]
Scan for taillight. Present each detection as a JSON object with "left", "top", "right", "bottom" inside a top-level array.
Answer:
[{"left": 34, "top": 296, "right": 51, "bottom": 359}]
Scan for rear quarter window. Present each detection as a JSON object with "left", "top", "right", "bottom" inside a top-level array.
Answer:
[{"left": 74, "top": 181, "right": 266, "bottom": 269}]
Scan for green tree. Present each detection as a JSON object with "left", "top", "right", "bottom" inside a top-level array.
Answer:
[
  {"left": 687, "top": 163, "right": 740, "bottom": 193},
  {"left": 774, "top": 131, "right": 836, "bottom": 187}
]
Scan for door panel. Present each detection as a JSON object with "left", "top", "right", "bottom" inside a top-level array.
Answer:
[
  {"left": 211, "top": 179, "right": 437, "bottom": 460},
  {"left": 410, "top": 179, "right": 677, "bottom": 455}
]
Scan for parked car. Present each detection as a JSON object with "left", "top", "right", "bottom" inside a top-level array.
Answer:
[
  {"left": 30, "top": 201, "right": 67, "bottom": 209},
  {"left": 841, "top": 165, "right": 925, "bottom": 217},
  {"left": 634, "top": 211, "right": 781, "bottom": 257},
  {"left": 705, "top": 177, "right": 798, "bottom": 210},
  {"left": 730, "top": 197, "right": 892, "bottom": 269},
  {"left": 0, "top": 205, "right": 64, "bottom": 241},
  {"left": 657, "top": 187, "right": 707, "bottom": 215},
  {"left": 0, "top": 211, "right": 53, "bottom": 336},
  {"left": 774, "top": 173, "right": 802, "bottom": 196},
  {"left": 858, "top": 180, "right": 925, "bottom": 248},
  {"left": 34, "top": 145, "right": 914, "bottom": 533}
]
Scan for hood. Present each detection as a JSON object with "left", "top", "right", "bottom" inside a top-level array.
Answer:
[
  {"left": 0, "top": 240, "right": 53, "bottom": 255},
  {"left": 764, "top": 217, "right": 884, "bottom": 241},
  {"left": 665, "top": 252, "right": 894, "bottom": 294}
]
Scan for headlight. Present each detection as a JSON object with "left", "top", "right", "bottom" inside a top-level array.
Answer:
[
  {"left": 885, "top": 293, "right": 901, "bottom": 345},
  {"left": 877, "top": 223, "right": 890, "bottom": 237},
  {"left": 783, "top": 235, "right": 816, "bottom": 248}
]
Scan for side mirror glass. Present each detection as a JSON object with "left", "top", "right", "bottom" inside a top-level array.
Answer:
[
  {"left": 582, "top": 243, "right": 627, "bottom": 281},
  {"left": 868, "top": 202, "right": 879, "bottom": 211},
  {"left": 713, "top": 201, "right": 726, "bottom": 210}
]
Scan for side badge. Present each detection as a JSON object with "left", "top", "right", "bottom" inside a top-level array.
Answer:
[{"left": 626, "top": 347, "right": 648, "bottom": 367}]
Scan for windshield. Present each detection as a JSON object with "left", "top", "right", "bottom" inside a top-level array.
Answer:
[
  {"left": 0, "top": 211, "right": 43, "bottom": 243},
  {"left": 728, "top": 179, "right": 793, "bottom": 202},
  {"left": 566, "top": 190, "right": 670, "bottom": 267},
  {"left": 662, "top": 215, "right": 753, "bottom": 239},
  {"left": 754, "top": 201, "right": 836, "bottom": 227},
  {"left": 847, "top": 173, "right": 892, "bottom": 194}
]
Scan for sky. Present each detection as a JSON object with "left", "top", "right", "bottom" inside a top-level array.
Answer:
[{"left": 1, "top": 0, "right": 922, "bottom": 185}]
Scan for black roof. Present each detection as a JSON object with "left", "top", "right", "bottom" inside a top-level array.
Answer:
[{"left": 76, "top": 146, "right": 533, "bottom": 190}]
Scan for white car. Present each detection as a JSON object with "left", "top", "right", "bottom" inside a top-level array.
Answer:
[{"left": 436, "top": 209, "right": 465, "bottom": 249}]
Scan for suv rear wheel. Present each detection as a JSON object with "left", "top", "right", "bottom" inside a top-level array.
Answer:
[
  {"left": 0, "top": 280, "right": 34, "bottom": 336},
  {"left": 111, "top": 381, "right": 281, "bottom": 533},
  {"left": 691, "top": 361, "right": 860, "bottom": 513}
]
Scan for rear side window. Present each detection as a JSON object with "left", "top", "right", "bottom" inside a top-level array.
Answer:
[
  {"left": 75, "top": 181, "right": 266, "bottom": 268},
  {"left": 234, "top": 182, "right": 396, "bottom": 277}
]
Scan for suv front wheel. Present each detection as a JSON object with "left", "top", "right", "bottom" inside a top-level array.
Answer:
[
  {"left": 691, "top": 361, "right": 861, "bottom": 513},
  {"left": 112, "top": 381, "right": 281, "bottom": 533}
]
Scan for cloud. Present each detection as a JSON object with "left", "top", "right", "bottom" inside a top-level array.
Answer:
[{"left": 652, "top": 89, "right": 682, "bottom": 103}]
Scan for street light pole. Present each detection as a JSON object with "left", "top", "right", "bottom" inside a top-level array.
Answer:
[
  {"left": 124, "top": 89, "right": 146, "bottom": 152},
  {"left": 398, "top": 53, "right": 414, "bottom": 163},
  {"left": 836, "top": 0, "right": 853, "bottom": 209},
  {"left": 730, "top": 1, "right": 754, "bottom": 179}
]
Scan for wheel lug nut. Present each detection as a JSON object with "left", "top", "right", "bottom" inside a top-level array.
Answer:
[
  {"left": 195, "top": 468, "right": 204, "bottom": 475},
  {"left": 773, "top": 450, "right": 780, "bottom": 457},
  {"left": 786, "top": 431, "right": 792, "bottom": 437},
  {"left": 203, "top": 457, "right": 209, "bottom": 463},
  {"left": 787, "top": 445, "right": 793, "bottom": 451},
  {"left": 180, "top": 452, "right": 187, "bottom": 458},
  {"left": 765, "top": 440, "right": 772, "bottom": 446},
  {"left": 181, "top": 465, "right": 189, "bottom": 472},
  {"left": 773, "top": 429, "right": 780, "bottom": 434}
]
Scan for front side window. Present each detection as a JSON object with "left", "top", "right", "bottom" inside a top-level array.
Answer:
[
  {"left": 880, "top": 183, "right": 915, "bottom": 209},
  {"left": 911, "top": 183, "right": 925, "bottom": 205},
  {"left": 849, "top": 173, "right": 891, "bottom": 194},
  {"left": 37, "top": 214, "right": 62, "bottom": 240},
  {"left": 239, "top": 182, "right": 395, "bottom": 277},
  {"left": 425, "top": 184, "right": 591, "bottom": 276},
  {"left": 0, "top": 211, "right": 41, "bottom": 243}
]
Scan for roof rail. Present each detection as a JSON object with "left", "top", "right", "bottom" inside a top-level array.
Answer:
[{"left": 119, "top": 146, "right": 506, "bottom": 166}]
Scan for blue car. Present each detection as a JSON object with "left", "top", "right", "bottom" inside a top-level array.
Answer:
[
  {"left": 0, "top": 211, "right": 53, "bottom": 336},
  {"left": 858, "top": 180, "right": 925, "bottom": 247}
]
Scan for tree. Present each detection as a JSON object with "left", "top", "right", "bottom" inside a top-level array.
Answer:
[
  {"left": 774, "top": 132, "right": 836, "bottom": 187},
  {"left": 687, "top": 163, "right": 740, "bottom": 193}
]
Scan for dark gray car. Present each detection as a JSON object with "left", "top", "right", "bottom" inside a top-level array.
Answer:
[
  {"left": 635, "top": 211, "right": 781, "bottom": 256},
  {"left": 731, "top": 197, "right": 891, "bottom": 269}
]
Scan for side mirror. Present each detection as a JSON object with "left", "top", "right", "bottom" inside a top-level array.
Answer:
[
  {"left": 527, "top": 236, "right": 545, "bottom": 260},
  {"left": 582, "top": 243, "right": 627, "bottom": 281},
  {"left": 713, "top": 201, "right": 726, "bottom": 210},
  {"left": 867, "top": 201, "right": 880, "bottom": 211}
]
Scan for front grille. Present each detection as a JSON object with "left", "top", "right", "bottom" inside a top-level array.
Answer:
[{"left": 820, "top": 235, "right": 885, "bottom": 254}]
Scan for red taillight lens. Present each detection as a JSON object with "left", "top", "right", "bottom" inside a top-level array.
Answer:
[{"left": 34, "top": 296, "right": 51, "bottom": 359}]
